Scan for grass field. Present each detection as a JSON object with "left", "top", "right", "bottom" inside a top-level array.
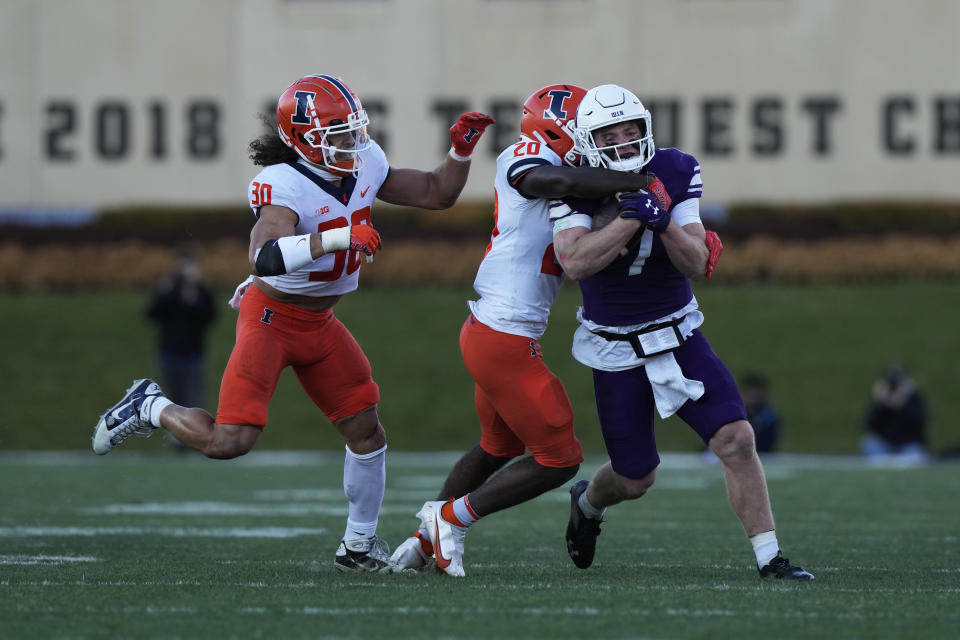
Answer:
[
  {"left": 1, "top": 452, "right": 958, "bottom": 639},
  {"left": 1, "top": 281, "right": 959, "bottom": 454}
]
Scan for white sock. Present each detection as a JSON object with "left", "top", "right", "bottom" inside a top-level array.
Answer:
[
  {"left": 342, "top": 444, "right": 386, "bottom": 540},
  {"left": 578, "top": 491, "right": 605, "bottom": 520},
  {"left": 451, "top": 495, "right": 479, "bottom": 527},
  {"left": 344, "top": 518, "right": 378, "bottom": 542},
  {"left": 146, "top": 396, "right": 173, "bottom": 427},
  {"left": 750, "top": 530, "right": 779, "bottom": 568}
]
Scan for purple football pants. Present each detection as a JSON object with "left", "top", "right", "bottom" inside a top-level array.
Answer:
[{"left": 592, "top": 329, "right": 747, "bottom": 479}]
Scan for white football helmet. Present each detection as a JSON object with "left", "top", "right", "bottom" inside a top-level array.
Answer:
[{"left": 574, "top": 84, "right": 655, "bottom": 172}]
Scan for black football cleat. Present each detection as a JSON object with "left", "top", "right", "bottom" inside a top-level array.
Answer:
[
  {"left": 92, "top": 379, "right": 163, "bottom": 455},
  {"left": 759, "top": 552, "right": 814, "bottom": 580},
  {"left": 566, "top": 480, "right": 603, "bottom": 569},
  {"left": 334, "top": 536, "right": 393, "bottom": 573}
]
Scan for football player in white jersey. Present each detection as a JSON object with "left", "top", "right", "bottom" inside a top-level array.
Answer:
[
  {"left": 390, "top": 84, "right": 672, "bottom": 576},
  {"left": 91, "top": 74, "right": 495, "bottom": 573}
]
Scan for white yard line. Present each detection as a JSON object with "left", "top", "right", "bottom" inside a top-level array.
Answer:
[
  {"left": 0, "top": 555, "right": 98, "bottom": 565},
  {"left": 78, "top": 502, "right": 420, "bottom": 516},
  {"left": 0, "top": 526, "right": 324, "bottom": 538}
]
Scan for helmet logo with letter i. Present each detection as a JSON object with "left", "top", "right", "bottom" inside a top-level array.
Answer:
[
  {"left": 291, "top": 91, "right": 316, "bottom": 125},
  {"left": 545, "top": 89, "right": 574, "bottom": 121}
]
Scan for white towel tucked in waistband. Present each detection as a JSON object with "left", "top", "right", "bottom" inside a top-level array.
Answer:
[
  {"left": 644, "top": 351, "right": 705, "bottom": 418},
  {"left": 227, "top": 275, "right": 254, "bottom": 310}
]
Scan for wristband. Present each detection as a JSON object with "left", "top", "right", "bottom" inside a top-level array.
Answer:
[
  {"left": 319, "top": 226, "right": 351, "bottom": 253},
  {"left": 448, "top": 147, "right": 472, "bottom": 162},
  {"left": 275, "top": 234, "right": 314, "bottom": 273}
]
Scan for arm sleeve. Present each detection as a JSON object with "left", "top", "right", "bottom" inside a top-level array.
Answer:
[{"left": 671, "top": 198, "right": 702, "bottom": 227}]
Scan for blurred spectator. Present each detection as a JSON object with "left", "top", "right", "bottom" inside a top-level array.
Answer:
[
  {"left": 704, "top": 371, "right": 780, "bottom": 463},
  {"left": 741, "top": 371, "right": 780, "bottom": 454},
  {"left": 146, "top": 246, "right": 217, "bottom": 451},
  {"left": 861, "top": 365, "right": 929, "bottom": 463}
]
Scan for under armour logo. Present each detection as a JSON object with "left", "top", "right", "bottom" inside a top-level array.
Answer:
[{"left": 646, "top": 201, "right": 659, "bottom": 215}]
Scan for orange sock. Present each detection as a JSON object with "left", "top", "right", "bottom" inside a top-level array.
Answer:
[
  {"left": 440, "top": 500, "right": 466, "bottom": 526},
  {"left": 442, "top": 496, "right": 479, "bottom": 527}
]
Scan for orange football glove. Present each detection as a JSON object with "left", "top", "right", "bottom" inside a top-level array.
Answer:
[
  {"left": 704, "top": 230, "right": 723, "bottom": 279},
  {"left": 349, "top": 225, "right": 382, "bottom": 257},
  {"left": 449, "top": 112, "right": 496, "bottom": 158},
  {"left": 646, "top": 175, "right": 672, "bottom": 212}
]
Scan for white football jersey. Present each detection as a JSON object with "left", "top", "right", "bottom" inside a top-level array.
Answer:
[
  {"left": 246, "top": 141, "right": 391, "bottom": 296},
  {"left": 468, "top": 135, "right": 565, "bottom": 339}
]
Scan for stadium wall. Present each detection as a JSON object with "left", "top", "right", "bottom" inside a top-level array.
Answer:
[{"left": 1, "top": 0, "right": 959, "bottom": 212}]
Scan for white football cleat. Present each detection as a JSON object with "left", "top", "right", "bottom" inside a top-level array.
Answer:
[
  {"left": 418, "top": 500, "right": 466, "bottom": 577},
  {"left": 92, "top": 379, "right": 164, "bottom": 455},
  {"left": 389, "top": 531, "right": 434, "bottom": 572}
]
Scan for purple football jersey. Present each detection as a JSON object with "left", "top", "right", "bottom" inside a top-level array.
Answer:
[{"left": 567, "top": 148, "right": 702, "bottom": 326}]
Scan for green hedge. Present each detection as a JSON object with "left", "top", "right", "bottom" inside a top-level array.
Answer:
[
  {"left": 727, "top": 200, "right": 960, "bottom": 234},
  {"left": 51, "top": 199, "right": 960, "bottom": 241},
  {"left": 1, "top": 282, "right": 958, "bottom": 456}
]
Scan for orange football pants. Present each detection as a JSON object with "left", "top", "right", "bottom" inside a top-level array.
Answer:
[
  {"left": 459, "top": 315, "right": 582, "bottom": 468},
  {"left": 215, "top": 285, "right": 380, "bottom": 428}
]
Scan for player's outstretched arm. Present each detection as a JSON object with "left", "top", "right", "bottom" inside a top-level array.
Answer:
[
  {"left": 376, "top": 161, "right": 469, "bottom": 210},
  {"left": 377, "top": 111, "right": 495, "bottom": 210},
  {"left": 249, "top": 205, "right": 381, "bottom": 276},
  {"left": 517, "top": 166, "right": 670, "bottom": 210}
]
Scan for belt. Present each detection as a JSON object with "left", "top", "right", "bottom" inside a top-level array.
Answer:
[{"left": 590, "top": 316, "right": 687, "bottom": 359}]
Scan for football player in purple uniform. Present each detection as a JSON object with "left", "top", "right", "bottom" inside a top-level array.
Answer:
[{"left": 550, "top": 84, "right": 812, "bottom": 580}]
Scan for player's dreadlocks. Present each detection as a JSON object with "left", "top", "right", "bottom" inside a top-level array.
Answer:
[{"left": 248, "top": 112, "right": 298, "bottom": 167}]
